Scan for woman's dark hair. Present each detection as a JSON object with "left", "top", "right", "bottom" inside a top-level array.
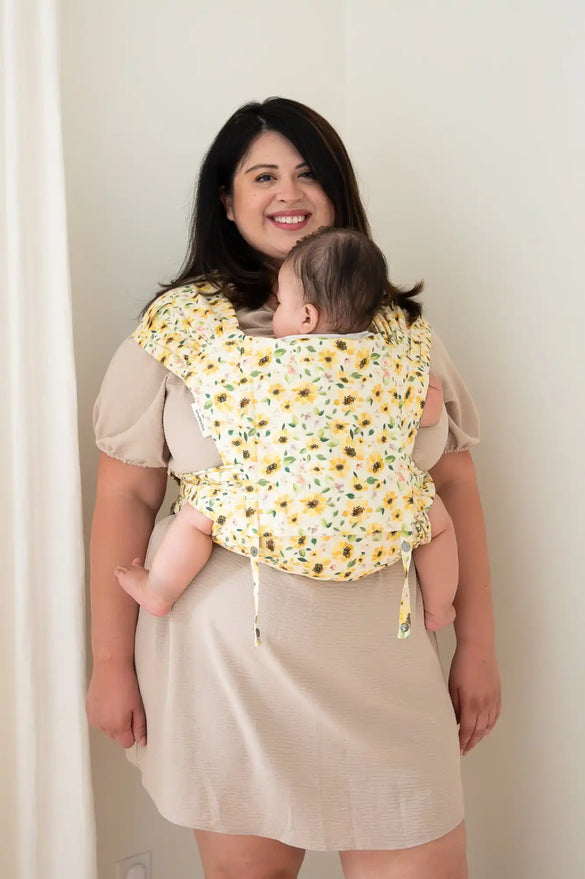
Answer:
[
  {"left": 146, "top": 97, "right": 421, "bottom": 319},
  {"left": 284, "top": 227, "right": 422, "bottom": 331}
]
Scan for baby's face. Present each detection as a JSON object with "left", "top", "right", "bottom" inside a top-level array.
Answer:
[{"left": 272, "top": 263, "right": 309, "bottom": 338}]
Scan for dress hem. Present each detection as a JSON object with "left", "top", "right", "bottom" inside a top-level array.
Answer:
[{"left": 128, "top": 750, "right": 464, "bottom": 853}]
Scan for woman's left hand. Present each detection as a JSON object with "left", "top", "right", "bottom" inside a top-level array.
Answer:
[{"left": 448, "top": 641, "right": 501, "bottom": 755}]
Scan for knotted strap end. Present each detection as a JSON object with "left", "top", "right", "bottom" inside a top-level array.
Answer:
[{"left": 397, "top": 539, "right": 413, "bottom": 639}]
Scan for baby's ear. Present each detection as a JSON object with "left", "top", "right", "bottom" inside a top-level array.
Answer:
[{"left": 302, "top": 303, "right": 320, "bottom": 334}]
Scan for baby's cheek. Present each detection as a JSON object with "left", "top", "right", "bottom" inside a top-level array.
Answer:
[{"left": 272, "top": 310, "right": 283, "bottom": 337}]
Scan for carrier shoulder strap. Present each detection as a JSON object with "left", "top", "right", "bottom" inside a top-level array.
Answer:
[{"left": 132, "top": 282, "right": 238, "bottom": 384}]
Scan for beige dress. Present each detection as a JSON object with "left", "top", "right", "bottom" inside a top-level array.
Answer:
[{"left": 94, "top": 301, "right": 479, "bottom": 851}]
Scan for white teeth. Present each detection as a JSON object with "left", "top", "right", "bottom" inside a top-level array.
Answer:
[{"left": 272, "top": 215, "right": 307, "bottom": 224}]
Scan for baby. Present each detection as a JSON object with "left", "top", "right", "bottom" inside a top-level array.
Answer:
[{"left": 116, "top": 229, "right": 458, "bottom": 631}]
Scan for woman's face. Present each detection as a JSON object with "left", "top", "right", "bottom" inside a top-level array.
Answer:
[{"left": 221, "top": 131, "right": 335, "bottom": 263}]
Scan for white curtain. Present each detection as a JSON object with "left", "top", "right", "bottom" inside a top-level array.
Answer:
[{"left": 1, "top": 0, "right": 97, "bottom": 877}]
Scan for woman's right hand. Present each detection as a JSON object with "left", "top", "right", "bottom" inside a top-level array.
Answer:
[{"left": 86, "top": 659, "right": 147, "bottom": 748}]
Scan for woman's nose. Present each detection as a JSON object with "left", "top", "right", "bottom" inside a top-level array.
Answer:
[{"left": 276, "top": 176, "right": 303, "bottom": 203}]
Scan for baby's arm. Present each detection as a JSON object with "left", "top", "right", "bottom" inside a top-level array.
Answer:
[
  {"left": 414, "top": 496, "right": 458, "bottom": 631},
  {"left": 420, "top": 372, "right": 444, "bottom": 428}
]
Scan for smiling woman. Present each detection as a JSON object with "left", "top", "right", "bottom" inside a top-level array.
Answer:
[
  {"left": 145, "top": 97, "right": 372, "bottom": 311},
  {"left": 220, "top": 131, "right": 335, "bottom": 259},
  {"left": 88, "top": 97, "right": 499, "bottom": 879}
]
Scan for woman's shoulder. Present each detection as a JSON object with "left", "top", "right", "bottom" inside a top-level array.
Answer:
[
  {"left": 427, "top": 325, "right": 481, "bottom": 452},
  {"left": 372, "top": 306, "right": 431, "bottom": 357},
  {"left": 140, "top": 279, "right": 275, "bottom": 339},
  {"left": 140, "top": 280, "right": 221, "bottom": 321},
  {"left": 428, "top": 326, "right": 462, "bottom": 377},
  {"left": 135, "top": 280, "right": 236, "bottom": 342}
]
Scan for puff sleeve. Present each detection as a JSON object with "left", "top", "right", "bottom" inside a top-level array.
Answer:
[
  {"left": 93, "top": 337, "right": 171, "bottom": 468},
  {"left": 430, "top": 329, "right": 480, "bottom": 453}
]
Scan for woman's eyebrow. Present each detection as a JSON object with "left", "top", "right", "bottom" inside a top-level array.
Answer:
[{"left": 245, "top": 162, "right": 309, "bottom": 174}]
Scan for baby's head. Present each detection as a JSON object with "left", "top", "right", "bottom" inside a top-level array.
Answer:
[{"left": 272, "top": 228, "right": 390, "bottom": 338}]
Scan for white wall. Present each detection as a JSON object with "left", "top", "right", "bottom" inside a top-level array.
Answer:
[
  {"left": 62, "top": 2, "right": 584, "bottom": 877},
  {"left": 345, "top": 3, "right": 585, "bottom": 877}
]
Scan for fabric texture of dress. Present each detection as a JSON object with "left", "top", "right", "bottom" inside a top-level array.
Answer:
[{"left": 93, "top": 295, "right": 479, "bottom": 851}]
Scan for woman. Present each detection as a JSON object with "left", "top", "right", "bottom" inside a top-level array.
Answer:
[{"left": 87, "top": 98, "right": 501, "bottom": 878}]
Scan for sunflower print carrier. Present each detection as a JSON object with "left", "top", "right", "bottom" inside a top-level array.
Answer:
[{"left": 133, "top": 283, "right": 435, "bottom": 645}]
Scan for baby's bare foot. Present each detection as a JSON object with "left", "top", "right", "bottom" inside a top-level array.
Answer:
[
  {"left": 424, "top": 604, "right": 456, "bottom": 632},
  {"left": 115, "top": 559, "right": 173, "bottom": 617}
]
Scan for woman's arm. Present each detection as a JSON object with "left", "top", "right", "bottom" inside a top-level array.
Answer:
[
  {"left": 86, "top": 452, "right": 168, "bottom": 748},
  {"left": 430, "top": 450, "right": 501, "bottom": 755}
]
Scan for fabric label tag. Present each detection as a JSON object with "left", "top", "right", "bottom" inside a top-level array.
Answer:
[{"left": 191, "top": 403, "right": 212, "bottom": 438}]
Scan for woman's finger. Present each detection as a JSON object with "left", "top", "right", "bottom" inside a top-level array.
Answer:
[
  {"left": 449, "top": 684, "right": 462, "bottom": 724},
  {"left": 463, "top": 708, "right": 491, "bottom": 753},
  {"left": 113, "top": 725, "right": 136, "bottom": 749},
  {"left": 458, "top": 705, "right": 479, "bottom": 754},
  {"left": 132, "top": 705, "right": 147, "bottom": 747},
  {"left": 486, "top": 697, "right": 502, "bottom": 734}
]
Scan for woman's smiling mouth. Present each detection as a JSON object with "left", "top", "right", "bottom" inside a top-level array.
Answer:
[{"left": 268, "top": 212, "right": 311, "bottom": 229}]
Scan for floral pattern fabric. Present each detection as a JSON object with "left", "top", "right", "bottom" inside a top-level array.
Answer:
[{"left": 133, "top": 283, "right": 434, "bottom": 642}]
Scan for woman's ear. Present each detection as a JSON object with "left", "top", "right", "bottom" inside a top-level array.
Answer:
[
  {"left": 219, "top": 188, "right": 234, "bottom": 222},
  {"left": 301, "top": 303, "right": 320, "bottom": 334}
]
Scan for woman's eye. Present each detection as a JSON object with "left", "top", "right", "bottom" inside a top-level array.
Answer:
[
  {"left": 255, "top": 173, "right": 274, "bottom": 183},
  {"left": 299, "top": 169, "right": 315, "bottom": 179}
]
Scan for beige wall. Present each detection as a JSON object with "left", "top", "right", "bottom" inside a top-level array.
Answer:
[
  {"left": 345, "top": 3, "right": 585, "bottom": 877},
  {"left": 61, "top": 2, "right": 584, "bottom": 877}
]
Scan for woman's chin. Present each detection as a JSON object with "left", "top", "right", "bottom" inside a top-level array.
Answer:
[{"left": 266, "top": 228, "right": 314, "bottom": 259}]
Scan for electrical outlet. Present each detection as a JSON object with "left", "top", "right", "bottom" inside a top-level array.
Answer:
[{"left": 116, "top": 851, "right": 151, "bottom": 879}]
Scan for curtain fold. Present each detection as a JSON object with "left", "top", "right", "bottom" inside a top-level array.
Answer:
[{"left": 1, "top": 0, "right": 97, "bottom": 876}]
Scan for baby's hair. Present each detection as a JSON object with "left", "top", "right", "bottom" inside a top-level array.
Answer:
[{"left": 283, "top": 228, "right": 422, "bottom": 332}]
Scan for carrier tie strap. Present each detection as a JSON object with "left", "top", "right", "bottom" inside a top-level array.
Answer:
[
  {"left": 398, "top": 540, "right": 413, "bottom": 639},
  {"left": 249, "top": 546, "right": 262, "bottom": 647}
]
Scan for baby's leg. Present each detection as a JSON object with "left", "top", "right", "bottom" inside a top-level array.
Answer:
[
  {"left": 115, "top": 504, "right": 213, "bottom": 616},
  {"left": 413, "top": 496, "right": 458, "bottom": 631}
]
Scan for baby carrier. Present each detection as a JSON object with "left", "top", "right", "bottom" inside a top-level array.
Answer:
[{"left": 133, "top": 283, "right": 435, "bottom": 644}]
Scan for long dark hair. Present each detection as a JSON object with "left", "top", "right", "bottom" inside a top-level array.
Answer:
[{"left": 147, "top": 97, "right": 422, "bottom": 320}]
